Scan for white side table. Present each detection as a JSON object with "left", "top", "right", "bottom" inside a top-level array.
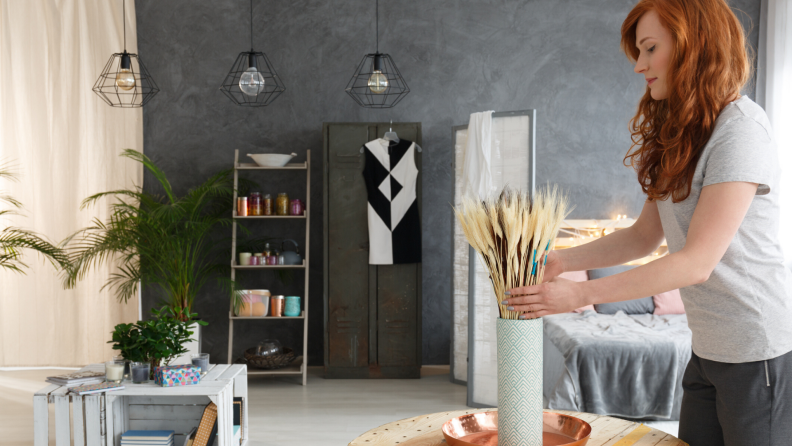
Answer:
[{"left": 34, "top": 364, "right": 248, "bottom": 446}]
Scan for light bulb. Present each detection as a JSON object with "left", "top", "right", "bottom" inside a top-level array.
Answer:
[
  {"left": 116, "top": 68, "right": 135, "bottom": 91},
  {"left": 239, "top": 67, "right": 265, "bottom": 96},
  {"left": 368, "top": 70, "right": 388, "bottom": 94}
]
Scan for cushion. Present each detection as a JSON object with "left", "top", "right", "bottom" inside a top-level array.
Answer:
[
  {"left": 588, "top": 265, "right": 655, "bottom": 314},
  {"left": 653, "top": 289, "right": 685, "bottom": 315},
  {"left": 558, "top": 271, "right": 595, "bottom": 313}
]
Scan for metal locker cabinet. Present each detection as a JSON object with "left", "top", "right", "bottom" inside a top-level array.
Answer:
[{"left": 323, "top": 122, "right": 422, "bottom": 379}]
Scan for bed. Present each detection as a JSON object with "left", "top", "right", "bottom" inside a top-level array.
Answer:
[{"left": 542, "top": 310, "right": 692, "bottom": 421}]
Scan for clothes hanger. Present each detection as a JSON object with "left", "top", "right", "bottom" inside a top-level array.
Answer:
[
  {"left": 383, "top": 120, "right": 400, "bottom": 143},
  {"left": 359, "top": 121, "right": 423, "bottom": 153}
]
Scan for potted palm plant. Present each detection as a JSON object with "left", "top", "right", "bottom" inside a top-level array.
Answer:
[
  {"left": 1, "top": 163, "right": 70, "bottom": 274},
  {"left": 65, "top": 150, "right": 238, "bottom": 361}
]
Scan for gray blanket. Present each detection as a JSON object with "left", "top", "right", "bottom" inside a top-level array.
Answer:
[{"left": 544, "top": 311, "right": 691, "bottom": 420}]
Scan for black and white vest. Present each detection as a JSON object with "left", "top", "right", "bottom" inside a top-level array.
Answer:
[{"left": 362, "top": 138, "right": 422, "bottom": 264}]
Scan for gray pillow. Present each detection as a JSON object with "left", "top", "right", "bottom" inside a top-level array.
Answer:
[{"left": 588, "top": 265, "right": 655, "bottom": 314}]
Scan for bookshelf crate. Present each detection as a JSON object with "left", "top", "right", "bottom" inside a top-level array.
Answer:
[{"left": 34, "top": 364, "right": 248, "bottom": 446}]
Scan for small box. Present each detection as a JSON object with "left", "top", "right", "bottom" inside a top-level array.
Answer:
[{"left": 153, "top": 364, "right": 201, "bottom": 387}]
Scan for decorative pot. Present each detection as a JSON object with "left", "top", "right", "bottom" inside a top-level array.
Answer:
[{"left": 497, "top": 317, "right": 543, "bottom": 446}]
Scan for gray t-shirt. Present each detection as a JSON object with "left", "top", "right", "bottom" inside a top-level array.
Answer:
[{"left": 656, "top": 96, "right": 792, "bottom": 363}]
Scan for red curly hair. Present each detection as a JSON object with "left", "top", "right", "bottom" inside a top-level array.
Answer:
[{"left": 621, "top": 0, "right": 752, "bottom": 202}]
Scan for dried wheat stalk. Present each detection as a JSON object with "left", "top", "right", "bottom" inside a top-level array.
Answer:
[{"left": 454, "top": 186, "right": 570, "bottom": 319}]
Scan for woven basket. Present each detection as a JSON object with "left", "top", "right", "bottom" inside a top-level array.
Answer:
[{"left": 244, "top": 347, "right": 297, "bottom": 370}]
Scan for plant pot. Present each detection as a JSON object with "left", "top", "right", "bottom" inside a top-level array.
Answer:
[
  {"left": 497, "top": 317, "right": 543, "bottom": 446},
  {"left": 171, "top": 322, "right": 202, "bottom": 365}
]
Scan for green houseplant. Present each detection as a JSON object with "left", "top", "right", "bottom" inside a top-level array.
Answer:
[
  {"left": 65, "top": 150, "right": 238, "bottom": 321},
  {"left": 109, "top": 307, "right": 201, "bottom": 376},
  {"left": 1, "top": 163, "right": 70, "bottom": 274}
]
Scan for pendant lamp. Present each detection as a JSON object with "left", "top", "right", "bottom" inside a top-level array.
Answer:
[
  {"left": 345, "top": 0, "right": 410, "bottom": 108},
  {"left": 219, "top": 0, "right": 286, "bottom": 107},
  {"left": 93, "top": 0, "right": 159, "bottom": 108}
]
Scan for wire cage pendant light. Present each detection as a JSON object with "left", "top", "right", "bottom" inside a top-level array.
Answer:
[
  {"left": 345, "top": 0, "right": 410, "bottom": 108},
  {"left": 93, "top": 0, "right": 159, "bottom": 108},
  {"left": 219, "top": 0, "right": 286, "bottom": 107}
]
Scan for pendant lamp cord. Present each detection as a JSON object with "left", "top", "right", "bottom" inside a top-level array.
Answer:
[
  {"left": 376, "top": 0, "right": 379, "bottom": 53},
  {"left": 122, "top": 0, "right": 126, "bottom": 51},
  {"left": 250, "top": 0, "right": 254, "bottom": 51}
]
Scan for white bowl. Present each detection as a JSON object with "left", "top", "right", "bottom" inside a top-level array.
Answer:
[{"left": 247, "top": 153, "right": 297, "bottom": 167}]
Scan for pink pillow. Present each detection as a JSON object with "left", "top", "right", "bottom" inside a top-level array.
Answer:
[
  {"left": 653, "top": 289, "right": 685, "bottom": 315},
  {"left": 558, "top": 271, "right": 595, "bottom": 313},
  {"left": 559, "top": 270, "right": 588, "bottom": 282}
]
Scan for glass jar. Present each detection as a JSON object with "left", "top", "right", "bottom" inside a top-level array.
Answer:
[
  {"left": 255, "top": 339, "right": 283, "bottom": 356},
  {"left": 290, "top": 199, "right": 303, "bottom": 216},
  {"left": 263, "top": 243, "right": 272, "bottom": 257},
  {"left": 190, "top": 353, "right": 210, "bottom": 376},
  {"left": 130, "top": 362, "right": 150, "bottom": 384},
  {"left": 267, "top": 250, "right": 279, "bottom": 265},
  {"left": 276, "top": 193, "right": 289, "bottom": 215},
  {"left": 249, "top": 192, "right": 263, "bottom": 216},
  {"left": 113, "top": 355, "right": 130, "bottom": 380},
  {"left": 263, "top": 194, "right": 273, "bottom": 215},
  {"left": 105, "top": 360, "right": 124, "bottom": 384}
]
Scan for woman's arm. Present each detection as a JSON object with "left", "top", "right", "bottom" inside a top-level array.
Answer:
[
  {"left": 504, "top": 181, "right": 759, "bottom": 316},
  {"left": 556, "top": 200, "right": 666, "bottom": 273}
]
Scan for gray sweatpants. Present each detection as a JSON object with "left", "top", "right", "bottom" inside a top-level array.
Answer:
[{"left": 678, "top": 349, "right": 792, "bottom": 446}]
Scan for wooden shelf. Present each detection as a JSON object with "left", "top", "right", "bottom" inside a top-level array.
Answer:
[
  {"left": 232, "top": 262, "right": 305, "bottom": 269},
  {"left": 235, "top": 162, "right": 307, "bottom": 170},
  {"left": 232, "top": 213, "right": 306, "bottom": 219},
  {"left": 229, "top": 149, "right": 311, "bottom": 385},
  {"left": 229, "top": 311, "right": 304, "bottom": 320},
  {"left": 247, "top": 357, "right": 304, "bottom": 375}
]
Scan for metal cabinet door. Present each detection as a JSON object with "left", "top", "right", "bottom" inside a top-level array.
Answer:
[
  {"left": 374, "top": 124, "right": 422, "bottom": 371},
  {"left": 325, "top": 124, "right": 371, "bottom": 368}
]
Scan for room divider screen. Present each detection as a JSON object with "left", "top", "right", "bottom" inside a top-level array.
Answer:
[{"left": 450, "top": 110, "right": 536, "bottom": 407}]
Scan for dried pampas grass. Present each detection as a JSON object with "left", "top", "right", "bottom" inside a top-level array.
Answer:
[{"left": 454, "top": 186, "right": 570, "bottom": 319}]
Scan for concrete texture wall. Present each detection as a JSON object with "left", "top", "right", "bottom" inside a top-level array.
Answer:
[{"left": 136, "top": 0, "right": 761, "bottom": 366}]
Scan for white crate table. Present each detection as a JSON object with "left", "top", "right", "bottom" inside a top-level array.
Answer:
[{"left": 34, "top": 364, "right": 248, "bottom": 446}]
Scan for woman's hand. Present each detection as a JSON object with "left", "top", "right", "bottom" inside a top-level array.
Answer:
[
  {"left": 541, "top": 250, "right": 566, "bottom": 282},
  {"left": 502, "top": 277, "right": 589, "bottom": 318}
]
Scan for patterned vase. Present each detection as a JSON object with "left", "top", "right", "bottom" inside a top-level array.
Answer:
[{"left": 497, "top": 317, "right": 543, "bottom": 446}]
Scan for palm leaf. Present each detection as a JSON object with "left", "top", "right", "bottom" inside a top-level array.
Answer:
[{"left": 65, "top": 150, "right": 246, "bottom": 320}]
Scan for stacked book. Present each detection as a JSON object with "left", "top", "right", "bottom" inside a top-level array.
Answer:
[
  {"left": 121, "top": 430, "right": 174, "bottom": 446},
  {"left": 69, "top": 382, "right": 125, "bottom": 395},
  {"left": 46, "top": 371, "right": 106, "bottom": 387}
]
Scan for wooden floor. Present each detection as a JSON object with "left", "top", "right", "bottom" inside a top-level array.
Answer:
[{"left": 0, "top": 366, "right": 677, "bottom": 446}]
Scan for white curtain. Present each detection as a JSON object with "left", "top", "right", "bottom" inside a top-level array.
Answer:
[
  {"left": 0, "top": 0, "right": 143, "bottom": 366},
  {"left": 760, "top": 0, "right": 792, "bottom": 267}
]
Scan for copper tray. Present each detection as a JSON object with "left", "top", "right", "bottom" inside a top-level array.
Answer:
[{"left": 442, "top": 411, "right": 591, "bottom": 446}]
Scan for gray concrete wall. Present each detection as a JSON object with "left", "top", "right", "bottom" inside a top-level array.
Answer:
[{"left": 136, "top": 0, "right": 760, "bottom": 366}]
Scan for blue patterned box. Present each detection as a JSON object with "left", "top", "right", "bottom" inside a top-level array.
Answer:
[{"left": 153, "top": 364, "right": 201, "bottom": 387}]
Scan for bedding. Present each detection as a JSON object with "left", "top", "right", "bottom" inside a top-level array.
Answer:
[
  {"left": 588, "top": 265, "right": 655, "bottom": 314},
  {"left": 543, "top": 311, "right": 691, "bottom": 420}
]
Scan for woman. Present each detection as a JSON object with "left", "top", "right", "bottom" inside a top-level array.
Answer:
[{"left": 501, "top": 0, "right": 792, "bottom": 444}]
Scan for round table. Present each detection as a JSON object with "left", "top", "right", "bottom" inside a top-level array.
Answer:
[{"left": 348, "top": 409, "right": 686, "bottom": 446}]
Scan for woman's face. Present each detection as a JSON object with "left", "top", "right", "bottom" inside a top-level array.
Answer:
[{"left": 634, "top": 10, "right": 673, "bottom": 100}]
